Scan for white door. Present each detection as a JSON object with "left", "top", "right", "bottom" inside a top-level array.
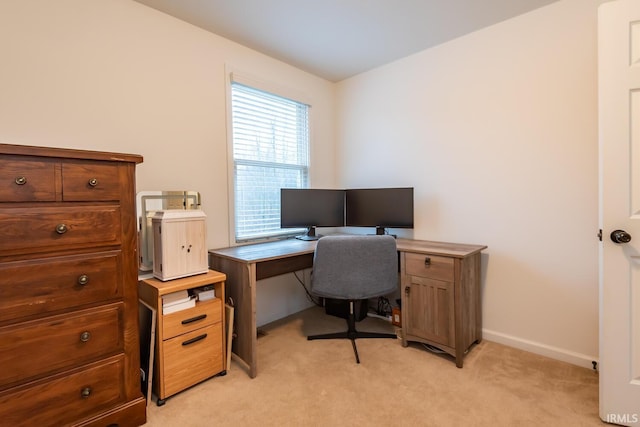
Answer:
[{"left": 599, "top": 1, "right": 640, "bottom": 425}]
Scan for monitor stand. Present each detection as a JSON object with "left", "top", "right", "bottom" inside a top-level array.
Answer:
[
  {"left": 296, "top": 226, "right": 321, "bottom": 241},
  {"left": 374, "top": 227, "right": 396, "bottom": 238}
]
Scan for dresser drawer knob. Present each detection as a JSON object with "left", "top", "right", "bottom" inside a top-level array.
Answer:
[
  {"left": 14, "top": 176, "right": 27, "bottom": 185},
  {"left": 77, "top": 274, "right": 89, "bottom": 286},
  {"left": 81, "top": 387, "right": 92, "bottom": 398},
  {"left": 88, "top": 178, "right": 98, "bottom": 187},
  {"left": 424, "top": 257, "right": 431, "bottom": 266},
  {"left": 55, "top": 223, "right": 68, "bottom": 234},
  {"left": 80, "top": 331, "right": 91, "bottom": 342}
]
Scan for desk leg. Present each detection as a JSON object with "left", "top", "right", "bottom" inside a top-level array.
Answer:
[
  {"left": 209, "top": 256, "right": 258, "bottom": 378},
  {"left": 246, "top": 263, "right": 257, "bottom": 378}
]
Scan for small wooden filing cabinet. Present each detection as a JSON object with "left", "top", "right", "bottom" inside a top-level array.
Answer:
[
  {"left": 0, "top": 143, "right": 146, "bottom": 426},
  {"left": 138, "top": 270, "right": 226, "bottom": 405},
  {"left": 399, "top": 239, "right": 487, "bottom": 368}
]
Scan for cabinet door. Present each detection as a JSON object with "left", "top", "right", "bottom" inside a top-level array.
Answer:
[
  {"left": 183, "top": 219, "right": 208, "bottom": 274},
  {"left": 404, "top": 275, "right": 455, "bottom": 347},
  {"left": 154, "top": 220, "right": 187, "bottom": 279}
]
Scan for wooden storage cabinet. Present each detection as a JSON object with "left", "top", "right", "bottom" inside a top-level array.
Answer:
[
  {"left": 138, "top": 270, "right": 226, "bottom": 406},
  {"left": 152, "top": 210, "right": 208, "bottom": 281},
  {"left": 0, "top": 144, "right": 146, "bottom": 427},
  {"left": 399, "top": 239, "right": 486, "bottom": 368}
]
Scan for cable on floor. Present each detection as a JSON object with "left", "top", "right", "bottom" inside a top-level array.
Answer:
[
  {"left": 421, "top": 343, "right": 447, "bottom": 354},
  {"left": 293, "top": 270, "right": 323, "bottom": 306}
]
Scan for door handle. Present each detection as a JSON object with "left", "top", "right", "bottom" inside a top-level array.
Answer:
[{"left": 610, "top": 229, "right": 631, "bottom": 244}]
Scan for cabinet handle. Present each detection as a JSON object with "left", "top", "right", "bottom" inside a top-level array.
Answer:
[
  {"left": 55, "top": 223, "right": 68, "bottom": 234},
  {"left": 181, "top": 314, "right": 207, "bottom": 325},
  {"left": 88, "top": 178, "right": 98, "bottom": 187},
  {"left": 80, "top": 331, "right": 91, "bottom": 342},
  {"left": 14, "top": 176, "right": 27, "bottom": 185},
  {"left": 182, "top": 333, "right": 207, "bottom": 346},
  {"left": 78, "top": 274, "right": 89, "bottom": 286},
  {"left": 424, "top": 257, "right": 431, "bottom": 266},
  {"left": 81, "top": 387, "right": 92, "bottom": 398}
]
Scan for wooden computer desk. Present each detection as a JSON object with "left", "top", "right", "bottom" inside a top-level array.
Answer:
[{"left": 208, "top": 237, "right": 486, "bottom": 378}]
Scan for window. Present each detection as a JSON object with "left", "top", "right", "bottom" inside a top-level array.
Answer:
[{"left": 230, "top": 80, "right": 310, "bottom": 242}]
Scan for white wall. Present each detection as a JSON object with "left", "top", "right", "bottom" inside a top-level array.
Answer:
[
  {"left": 336, "top": 0, "right": 604, "bottom": 366},
  {"left": 0, "top": 0, "right": 609, "bottom": 364},
  {"left": 0, "top": 0, "right": 335, "bottom": 325}
]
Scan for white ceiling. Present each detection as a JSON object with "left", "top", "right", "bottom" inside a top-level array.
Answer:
[{"left": 134, "top": 0, "right": 560, "bottom": 82}]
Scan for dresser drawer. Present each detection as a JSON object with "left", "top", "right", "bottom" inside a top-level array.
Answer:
[
  {"left": 0, "top": 205, "right": 121, "bottom": 254},
  {"left": 0, "top": 156, "right": 57, "bottom": 202},
  {"left": 163, "top": 298, "right": 221, "bottom": 339},
  {"left": 0, "top": 355, "right": 126, "bottom": 427},
  {"left": 162, "top": 323, "right": 223, "bottom": 397},
  {"left": 0, "top": 251, "right": 123, "bottom": 323},
  {"left": 0, "top": 303, "right": 123, "bottom": 388},
  {"left": 405, "top": 252, "right": 454, "bottom": 282},
  {"left": 62, "top": 161, "right": 122, "bottom": 201}
]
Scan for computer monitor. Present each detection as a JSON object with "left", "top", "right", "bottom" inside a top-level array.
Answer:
[
  {"left": 280, "top": 188, "right": 345, "bottom": 240},
  {"left": 345, "top": 187, "right": 414, "bottom": 235}
]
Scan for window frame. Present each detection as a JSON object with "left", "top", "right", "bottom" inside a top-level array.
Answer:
[{"left": 226, "top": 69, "right": 312, "bottom": 245}]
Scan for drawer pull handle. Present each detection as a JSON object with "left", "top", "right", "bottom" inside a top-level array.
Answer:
[
  {"left": 80, "top": 331, "right": 91, "bottom": 342},
  {"left": 88, "top": 178, "right": 98, "bottom": 187},
  {"left": 182, "top": 333, "right": 207, "bottom": 346},
  {"left": 424, "top": 257, "right": 431, "bottom": 266},
  {"left": 15, "top": 176, "right": 27, "bottom": 185},
  {"left": 78, "top": 274, "right": 89, "bottom": 286},
  {"left": 182, "top": 314, "right": 206, "bottom": 325},
  {"left": 55, "top": 223, "right": 68, "bottom": 234},
  {"left": 81, "top": 387, "right": 92, "bottom": 398}
]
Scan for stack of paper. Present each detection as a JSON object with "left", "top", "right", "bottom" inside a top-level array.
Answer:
[
  {"left": 162, "top": 290, "right": 195, "bottom": 315},
  {"left": 193, "top": 286, "right": 216, "bottom": 302}
]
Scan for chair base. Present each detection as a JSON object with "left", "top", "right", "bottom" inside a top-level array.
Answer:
[{"left": 308, "top": 302, "right": 397, "bottom": 363}]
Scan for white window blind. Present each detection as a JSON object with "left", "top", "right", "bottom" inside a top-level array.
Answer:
[{"left": 231, "top": 81, "right": 309, "bottom": 242}]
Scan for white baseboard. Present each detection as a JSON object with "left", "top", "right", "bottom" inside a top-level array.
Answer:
[{"left": 482, "top": 329, "right": 598, "bottom": 370}]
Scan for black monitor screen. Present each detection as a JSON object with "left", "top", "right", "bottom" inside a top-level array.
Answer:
[
  {"left": 280, "top": 189, "right": 345, "bottom": 229},
  {"left": 345, "top": 188, "right": 414, "bottom": 231}
]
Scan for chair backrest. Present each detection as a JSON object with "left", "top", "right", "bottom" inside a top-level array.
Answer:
[{"left": 311, "top": 235, "right": 398, "bottom": 300}]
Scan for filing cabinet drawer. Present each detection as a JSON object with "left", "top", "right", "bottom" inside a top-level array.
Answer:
[
  {"left": 0, "top": 303, "right": 123, "bottom": 388},
  {"left": 0, "top": 156, "right": 57, "bottom": 202},
  {"left": 163, "top": 298, "right": 221, "bottom": 339},
  {"left": 405, "top": 252, "right": 454, "bottom": 282},
  {"left": 62, "top": 162, "right": 123, "bottom": 201},
  {"left": 0, "top": 355, "right": 127, "bottom": 427},
  {"left": 162, "top": 323, "right": 223, "bottom": 398},
  {"left": 0, "top": 251, "right": 123, "bottom": 323},
  {"left": 0, "top": 205, "right": 121, "bottom": 254}
]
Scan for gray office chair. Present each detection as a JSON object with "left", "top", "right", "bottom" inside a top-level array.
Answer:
[{"left": 307, "top": 235, "right": 398, "bottom": 363}]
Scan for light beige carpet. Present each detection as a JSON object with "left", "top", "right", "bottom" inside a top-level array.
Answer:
[{"left": 145, "top": 306, "right": 602, "bottom": 426}]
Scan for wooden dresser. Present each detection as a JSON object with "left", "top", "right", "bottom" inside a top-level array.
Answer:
[{"left": 0, "top": 144, "right": 146, "bottom": 426}]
